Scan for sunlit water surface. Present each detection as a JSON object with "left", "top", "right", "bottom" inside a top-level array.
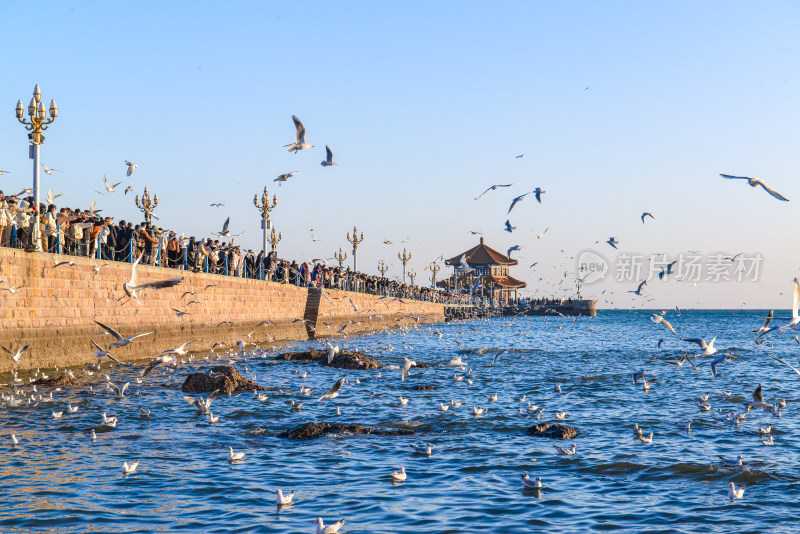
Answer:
[{"left": 2, "top": 310, "right": 800, "bottom": 533}]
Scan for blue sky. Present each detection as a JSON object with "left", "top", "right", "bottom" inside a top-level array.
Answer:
[{"left": 1, "top": 1, "right": 798, "bottom": 308}]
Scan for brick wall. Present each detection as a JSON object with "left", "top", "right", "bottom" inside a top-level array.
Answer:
[{"left": 0, "top": 248, "right": 444, "bottom": 372}]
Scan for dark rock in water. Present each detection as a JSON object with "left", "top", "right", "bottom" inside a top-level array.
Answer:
[
  {"left": 411, "top": 385, "right": 435, "bottom": 391},
  {"left": 274, "top": 350, "right": 382, "bottom": 370},
  {"left": 33, "top": 374, "right": 84, "bottom": 387},
  {"left": 182, "top": 365, "right": 267, "bottom": 394},
  {"left": 279, "top": 422, "right": 414, "bottom": 440},
  {"left": 526, "top": 423, "right": 578, "bottom": 440}
]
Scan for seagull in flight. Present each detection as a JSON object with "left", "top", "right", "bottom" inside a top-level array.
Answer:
[
  {"left": 91, "top": 339, "right": 125, "bottom": 365},
  {"left": 46, "top": 188, "right": 62, "bottom": 204},
  {"left": 751, "top": 311, "right": 773, "bottom": 334},
  {"left": 536, "top": 228, "right": 549, "bottom": 240},
  {"left": 607, "top": 237, "right": 619, "bottom": 249},
  {"left": 641, "top": 212, "right": 655, "bottom": 223},
  {"left": 94, "top": 321, "right": 153, "bottom": 348},
  {"left": 210, "top": 203, "right": 224, "bottom": 207},
  {"left": 401, "top": 357, "right": 416, "bottom": 381},
  {"left": 125, "top": 161, "right": 138, "bottom": 176},
  {"left": 507, "top": 193, "right": 529, "bottom": 214},
  {"left": 507, "top": 245, "right": 522, "bottom": 258},
  {"left": 650, "top": 314, "right": 677, "bottom": 335},
  {"left": 681, "top": 336, "right": 717, "bottom": 356},
  {"left": 285, "top": 115, "right": 313, "bottom": 153},
  {"left": 122, "top": 255, "right": 183, "bottom": 302},
  {"left": 474, "top": 183, "right": 513, "bottom": 200},
  {"left": 532, "top": 187, "right": 545, "bottom": 203},
  {"left": 216, "top": 217, "right": 243, "bottom": 238},
  {"left": 720, "top": 174, "right": 788, "bottom": 201},
  {"left": 41, "top": 164, "right": 62, "bottom": 175},
  {"left": 504, "top": 220, "right": 516, "bottom": 233},
  {"left": 756, "top": 278, "right": 800, "bottom": 339},
  {"left": 1, "top": 344, "right": 28, "bottom": 366},
  {"left": 274, "top": 171, "right": 298, "bottom": 185},
  {"left": 765, "top": 353, "right": 800, "bottom": 377},
  {"left": 658, "top": 261, "right": 677, "bottom": 280},
  {"left": 321, "top": 145, "right": 337, "bottom": 167},
  {"left": 102, "top": 175, "right": 122, "bottom": 192},
  {"left": 629, "top": 280, "right": 646, "bottom": 296},
  {"left": 317, "top": 377, "right": 346, "bottom": 403}
]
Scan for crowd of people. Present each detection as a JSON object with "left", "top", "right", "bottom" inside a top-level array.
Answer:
[{"left": 0, "top": 192, "right": 471, "bottom": 304}]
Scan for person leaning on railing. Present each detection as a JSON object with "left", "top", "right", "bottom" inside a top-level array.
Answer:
[{"left": 0, "top": 192, "right": 11, "bottom": 247}]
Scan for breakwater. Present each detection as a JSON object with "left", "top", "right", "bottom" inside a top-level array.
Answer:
[{"left": 0, "top": 248, "right": 445, "bottom": 372}]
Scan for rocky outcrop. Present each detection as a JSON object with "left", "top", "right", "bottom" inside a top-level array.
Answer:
[
  {"left": 181, "top": 365, "right": 266, "bottom": 394},
  {"left": 274, "top": 350, "right": 383, "bottom": 370},
  {"left": 525, "top": 423, "right": 579, "bottom": 440},
  {"left": 279, "top": 422, "right": 414, "bottom": 440},
  {"left": 32, "top": 374, "right": 85, "bottom": 387}
]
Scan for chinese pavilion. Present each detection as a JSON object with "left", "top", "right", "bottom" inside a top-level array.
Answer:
[{"left": 438, "top": 237, "right": 526, "bottom": 303}]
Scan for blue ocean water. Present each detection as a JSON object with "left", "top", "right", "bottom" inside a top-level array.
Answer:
[{"left": 2, "top": 310, "right": 799, "bottom": 533}]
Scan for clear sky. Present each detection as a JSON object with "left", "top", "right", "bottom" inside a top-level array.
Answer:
[{"left": 1, "top": 1, "right": 798, "bottom": 308}]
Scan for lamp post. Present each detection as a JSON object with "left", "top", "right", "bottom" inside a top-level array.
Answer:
[
  {"left": 134, "top": 187, "right": 159, "bottom": 223},
  {"left": 397, "top": 248, "right": 412, "bottom": 285},
  {"left": 408, "top": 269, "right": 416, "bottom": 286},
  {"left": 377, "top": 259, "right": 388, "bottom": 278},
  {"left": 346, "top": 226, "right": 364, "bottom": 271},
  {"left": 15, "top": 84, "right": 57, "bottom": 252},
  {"left": 429, "top": 261, "right": 440, "bottom": 288},
  {"left": 334, "top": 247, "right": 348, "bottom": 268},
  {"left": 253, "top": 186, "right": 277, "bottom": 255},
  {"left": 269, "top": 227, "right": 282, "bottom": 253}
]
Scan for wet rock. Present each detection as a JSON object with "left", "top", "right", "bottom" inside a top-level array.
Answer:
[
  {"left": 411, "top": 385, "right": 435, "bottom": 391},
  {"left": 274, "top": 350, "right": 383, "bottom": 370},
  {"left": 279, "top": 422, "right": 414, "bottom": 440},
  {"left": 32, "top": 374, "right": 85, "bottom": 387},
  {"left": 525, "top": 423, "right": 579, "bottom": 440},
  {"left": 181, "top": 365, "right": 267, "bottom": 394}
]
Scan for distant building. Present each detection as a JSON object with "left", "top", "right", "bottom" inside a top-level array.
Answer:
[{"left": 438, "top": 237, "right": 526, "bottom": 303}]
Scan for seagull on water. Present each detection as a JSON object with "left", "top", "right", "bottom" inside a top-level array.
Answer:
[
  {"left": 227, "top": 447, "right": 247, "bottom": 462},
  {"left": 94, "top": 321, "right": 152, "bottom": 348},
  {"left": 315, "top": 518, "right": 346, "bottom": 534},
  {"left": 122, "top": 460, "right": 139, "bottom": 475},
  {"left": 285, "top": 115, "right": 313, "bottom": 153},
  {"left": 321, "top": 146, "right": 337, "bottom": 167},
  {"left": 391, "top": 467, "right": 407, "bottom": 481},
  {"left": 276, "top": 489, "right": 294, "bottom": 505},
  {"left": 728, "top": 482, "right": 745, "bottom": 499},
  {"left": 474, "top": 183, "right": 514, "bottom": 200},
  {"left": 719, "top": 455, "right": 744, "bottom": 467},
  {"left": 521, "top": 473, "right": 542, "bottom": 489},
  {"left": 184, "top": 389, "right": 220, "bottom": 415},
  {"left": 720, "top": 174, "right": 788, "bottom": 201},
  {"left": 411, "top": 443, "right": 433, "bottom": 456},
  {"left": 108, "top": 382, "right": 129, "bottom": 400},
  {"left": 554, "top": 444, "right": 577, "bottom": 455}
]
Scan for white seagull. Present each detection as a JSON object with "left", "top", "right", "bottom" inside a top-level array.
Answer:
[
  {"left": 125, "top": 161, "right": 138, "bottom": 176},
  {"left": 94, "top": 321, "right": 152, "bottom": 348},
  {"left": 521, "top": 473, "right": 542, "bottom": 489},
  {"left": 315, "top": 518, "right": 346, "bottom": 534},
  {"left": 276, "top": 489, "right": 294, "bottom": 506},
  {"left": 401, "top": 357, "right": 416, "bottom": 381},
  {"left": 103, "top": 175, "right": 122, "bottom": 192},
  {"left": 121, "top": 255, "right": 183, "bottom": 303},
  {"left": 391, "top": 466, "right": 407, "bottom": 481},
  {"left": 317, "top": 377, "right": 346, "bottom": 403},
  {"left": 122, "top": 460, "right": 139, "bottom": 475},
  {"left": 321, "top": 145, "right": 337, "bottom": 167},
  {"left": 720, "top": 174, "right": 789, "bottom": 201},
  {"left": 227, "top": 447, "right": 247, "bottom": 462},
  {"left": 285, "top": 115, "right": 313, "bottom": 153},
  {"left": 728, "top": 482, "right": 745, "bottom": 500},
  {"left": 2, "top": 344, "right": 29, "bottom": 366}
]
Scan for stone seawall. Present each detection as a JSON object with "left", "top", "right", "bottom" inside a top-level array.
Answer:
[{"left": 0, "top": 248, "right": 445, "bottom": 372}]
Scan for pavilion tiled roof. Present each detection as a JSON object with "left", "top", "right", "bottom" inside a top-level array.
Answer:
[
  {"left": 486, "top": 273, "right": 527, "bottom": 289},
  {"left": 445, "top": 237, "right": 518, "bottom": 266}
]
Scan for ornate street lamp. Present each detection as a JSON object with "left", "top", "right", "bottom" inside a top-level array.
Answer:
[
  {"left": 334, "top": 247, "right": 348, "bottom": 268},
  {"left": 377, "top": 259, "right": 388, "bottom": 278},
  {"left": 134, "top": 187, "right": 159, "bottom": 223},
  {"left": 397, "top": 248, "right": 412, "bottom": 284},
  {"left": 253, "top": 186, "right": 277, "bottom": 255},
  {"left": 15, "top": 84, "right": 57, "bottom": 251},
  {"left": 346, "top": 226, "right": 364, "bottom": 271},
  {"left": 408, "top": 269, "right": 416, "bottom": 286},
  {"left": 429, "top": 261, "right": 440, "bottom": 289},
  {"left": 269, "top": 227, "right": 282, "bottom": 253}
]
